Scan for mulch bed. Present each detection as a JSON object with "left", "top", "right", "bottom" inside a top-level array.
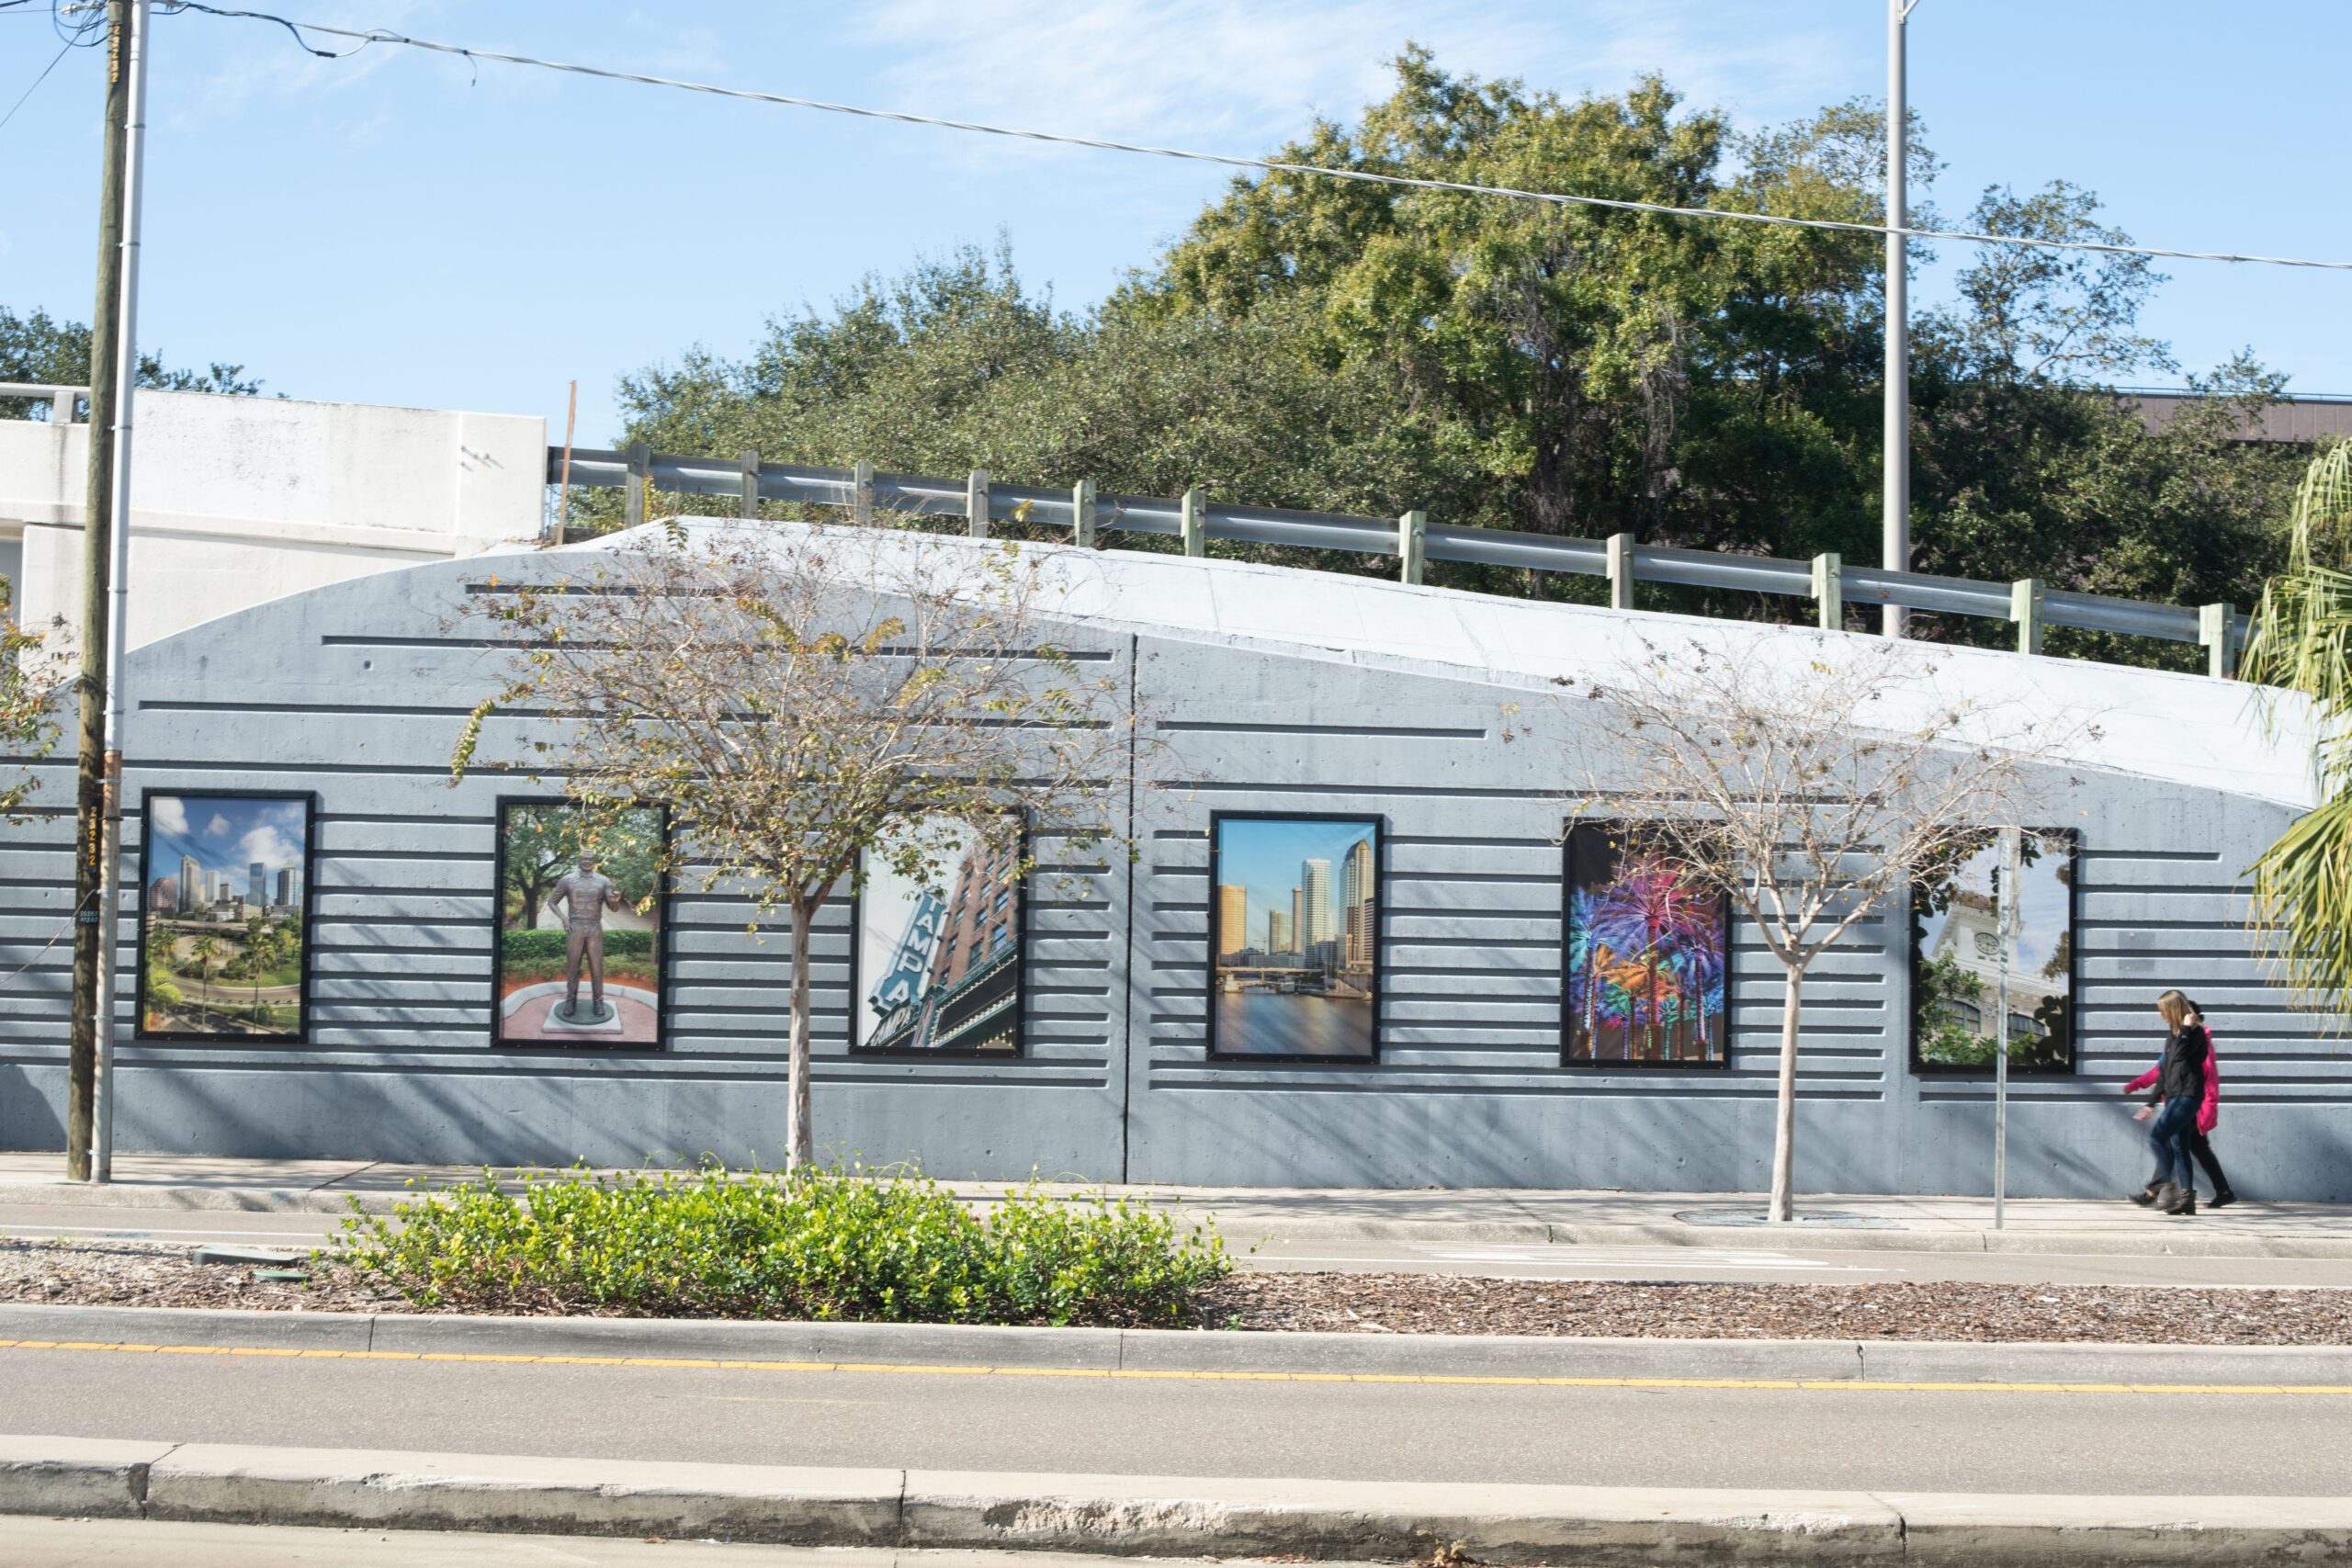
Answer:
[{"left": 6, "top": 1238, "right": 2348, "bottom": 1345}]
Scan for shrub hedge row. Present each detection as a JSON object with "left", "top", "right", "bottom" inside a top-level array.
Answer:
[{"left": 327, "top": 1165, "right": 1230, "bottom": 1327}]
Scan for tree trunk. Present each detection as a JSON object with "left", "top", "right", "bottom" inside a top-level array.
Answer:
[
  {"left": 786, "top": 898, "right": 815, "bottom": 1171},
  {"left": 1769, "top": 960, "right": 1804, "bottom": 1222}
]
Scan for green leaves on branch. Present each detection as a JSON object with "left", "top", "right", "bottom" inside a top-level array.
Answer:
[{"left": 2243, "top": 445, "right": 2352, "bottom": 1021}]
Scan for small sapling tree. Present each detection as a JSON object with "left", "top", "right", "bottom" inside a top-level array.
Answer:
[
  {"left": 1556, "top": 633, "right": 2078, "bottom": 1221},
  {"left": 453, "top": 518, "right": 1134, "bottom": 1168}
]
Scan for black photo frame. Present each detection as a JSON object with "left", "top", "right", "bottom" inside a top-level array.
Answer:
[
  {"left": 1205, "top": 811, "right": 1383, "bottom": 1063},
  {"left": 848, "top": 810, "right": 1028, "bottom": 1057},
  {"left": 491, "top": 796, "right": 670, "bottom": 1054},
  {"left": 1559, "top": 820, "right": 1734, "bottom": 1071},
  {"left": 1909, "top": 826, "right": 2080, "bottom": 1077},
  {"left": 132, "top": 789, "right": 319, "bottom": 1043}
]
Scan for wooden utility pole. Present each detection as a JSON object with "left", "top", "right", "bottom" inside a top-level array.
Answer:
[{"left": 68, "top": 0, "right": 141, "bottom": 1180}]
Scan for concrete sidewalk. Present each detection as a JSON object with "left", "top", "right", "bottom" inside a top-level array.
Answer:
[
  {"left": 4, "top": 1151, "right": 2350, "bottom": 1257},
  {"left": 5, "top": 1434, "right": 2349, "bottom": 1563}
]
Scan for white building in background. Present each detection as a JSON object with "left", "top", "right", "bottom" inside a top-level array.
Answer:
[
  {"left": 1, "top": 389, "right": 546, "bottom": 656},
  {"left": 1301, "top": 859, "right": 1332, "bottom": 949}
]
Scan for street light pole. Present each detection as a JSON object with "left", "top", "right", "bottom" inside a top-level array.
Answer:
[{"left": 1883, "top": 0, "right": 1917, "bottom": 638}]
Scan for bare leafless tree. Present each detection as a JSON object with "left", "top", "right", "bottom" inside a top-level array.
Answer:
[
  {"left": 1552, "top": 632, "right": 2085, "bottom": 1220},
  {"left": 452, "top": 518, "right": 1136, "bottom": 1168}
]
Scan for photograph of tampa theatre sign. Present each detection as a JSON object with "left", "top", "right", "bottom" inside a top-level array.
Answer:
[{"left": 0, "top": 519, "right": 2339, "bottom": 1200}]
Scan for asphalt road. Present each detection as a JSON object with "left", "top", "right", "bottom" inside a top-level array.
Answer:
[
  {"left": 5, "top": 1340, "right": 2349, "bottom": 1496},
  {"left": 6, "top": 1201, "right": 2352, "bottom": 1287},
  {"left": 0, "top": 1517, "right": 1148, "bottom": 1567}
]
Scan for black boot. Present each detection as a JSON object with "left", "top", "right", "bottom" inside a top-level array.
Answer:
[
  {"left": 2209, "top": 1186, "right": 2237, "bottom": 1210},
  {"left": 2168, "top": 1186, "right": 2198, "bottom": 1216},
  {"left": 2152, "top": 1183, "right": 2182, "bottom": 1213},
  {"left": 2131, "top": 1183, "right": 2161, "bottom": 1207}
]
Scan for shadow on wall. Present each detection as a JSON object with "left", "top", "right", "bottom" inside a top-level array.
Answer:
[{"left": 0, "top": 1065, "right": 65, "bottom": 1150}]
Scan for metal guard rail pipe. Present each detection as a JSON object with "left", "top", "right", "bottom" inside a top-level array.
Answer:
[{"left": 549, "top": 445, "right": 2247, "bottom": 674}]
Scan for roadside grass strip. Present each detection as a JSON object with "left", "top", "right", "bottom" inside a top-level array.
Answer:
[{"left": 4, "top": 1337, "right": 2348, "bottom": 1395}]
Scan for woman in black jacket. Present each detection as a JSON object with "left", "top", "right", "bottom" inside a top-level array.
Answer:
[{"left": 2133, "top": 990, "right": 2211, "bottom": 1216}]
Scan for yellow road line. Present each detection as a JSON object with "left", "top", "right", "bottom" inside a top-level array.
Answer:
[{"left": 2, "top": 1337, "right": 2346, "bottom": 1395}]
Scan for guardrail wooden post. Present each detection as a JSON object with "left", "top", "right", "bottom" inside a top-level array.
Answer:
[
  {"left": 2011, "top": 579, "right": 2044, "bottom": 655},
  {"left": 625, "top": 442, "right": 650, "bottom": 530},
  {"left": 1072, "top": 477, "right": 1096, "bottom": 548},
  {"left": 1398, "top": 510, "right": 1427, "bottom": 585},
  {"left": 967, "top": 469, "right": 991, "bottom": 539},
  {"left": 1810, "top": 552, "right": 1843, "bottom": 631},
  {"left": 1605, "top": 533, "right": 1635, "bottom": 610},
  {"left": 852, "top": 460, "right": 875, "bottom": 525},
  {"left": 738, "top": 450, "right": 760, "bottom": 520},
  {"left": 2199, "top": 603, "right": 2235, "bottom": 678},
  {"left": 1182, "top": 486, "right": 1207, "bottom": 558}
]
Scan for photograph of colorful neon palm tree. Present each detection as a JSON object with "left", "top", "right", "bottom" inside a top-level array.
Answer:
[{"left": 1564, "top": 824, "right": 1728, "bottom": 1065}]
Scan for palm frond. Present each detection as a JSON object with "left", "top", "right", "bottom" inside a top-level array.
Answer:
[{"left": 2243, "top": 442, "right": 2352, "bottom": 1021}]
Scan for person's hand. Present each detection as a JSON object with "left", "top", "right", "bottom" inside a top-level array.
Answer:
[{"left": 2132, "top": 1105, "right": 2154, "bottom": 1122}]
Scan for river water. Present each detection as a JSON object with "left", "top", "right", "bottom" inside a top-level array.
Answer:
[{"left": 1213, "top": 991, "right": 1376, "bottom": 1057}]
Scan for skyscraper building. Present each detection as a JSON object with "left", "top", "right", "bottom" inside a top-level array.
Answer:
[
  {"left": 1290, "top": 887, "right": 1302, "bottom": 953},
  {"left": 277, "top": 868, "right": 297, "bottom": 908},
  {"left": 1267, "top": 908, "right": 1291, "bottom": 955},
  {"left": 249, "top": 863, "right": 266, "bottom": 907},
  {"left": 1216, "top": 885, "right": 1249, "bottom": 958},
  {"left": 1341, "top": 837, "right": 1374, "bottom": 965},
  {"left": 1301, "top": 859, "right": 1332, "bottom": 948},
  {"left": 178, "top": 855, "right": 201, "bottom": 914}
]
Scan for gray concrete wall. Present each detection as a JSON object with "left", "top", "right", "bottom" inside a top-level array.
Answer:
[{"left": 2, "top": 530, "right": 2346, "bottom": 1197}]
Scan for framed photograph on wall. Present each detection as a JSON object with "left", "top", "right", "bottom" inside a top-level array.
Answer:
[
  {"left": 1206, "top": 813, "right": 1381, "bottom": 1062},
  {"left": 134, "top": 791, "right": 316, "bottom": 1042},
  {"left": 851, "top": 813, "right": 1025, "bottom": 1055},
  {"left": 492, "top": 799, "right": 668, "bottom": 1050},
  {"left": 1561, "top": 821, "right": 1731, "bottom": 1068},
  {"left": 1910, "top": 828, "right": 2078, "bottom": 1075}
]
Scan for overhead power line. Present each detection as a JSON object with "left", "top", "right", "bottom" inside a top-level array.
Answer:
[{"left": 148, "top": 1, "right": 2352, "bottom": 275}]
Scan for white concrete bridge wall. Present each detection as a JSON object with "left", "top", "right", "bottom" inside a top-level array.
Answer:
[{"left": 0, "top": 524, "right": 2342, "bottom": 1197}]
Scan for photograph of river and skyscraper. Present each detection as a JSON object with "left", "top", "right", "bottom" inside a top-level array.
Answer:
[{"left": 1210, "top": 817, "right": 1378, "bottom": 1058}]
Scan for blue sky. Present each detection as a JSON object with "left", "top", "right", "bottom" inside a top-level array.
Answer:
[
  {"left": 142, "top": 793, "right": 307, "bottom": 884},
  {"left": 1216, "top": 818, "right": 1375, "bottom": 948},
  {"left": 7, "top": 1, "right": 2347, "bottom": 448}
]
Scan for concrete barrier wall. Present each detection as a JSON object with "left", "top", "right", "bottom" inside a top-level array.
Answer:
[{"left": 1, "top": 525, "right": 2344, "bottom": 1196}]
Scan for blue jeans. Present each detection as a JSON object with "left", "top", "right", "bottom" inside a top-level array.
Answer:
[{"left": 2147, "top": 1095, "right": 2199, "bottom": 1188}]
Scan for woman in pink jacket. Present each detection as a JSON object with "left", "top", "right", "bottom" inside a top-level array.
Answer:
[{"left": 2125, "top": 992, "right": 2235, "bottom": 1212}]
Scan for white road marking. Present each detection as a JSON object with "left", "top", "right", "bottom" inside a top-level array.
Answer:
[
  {"left": 2, "top": 1224, "right": 318, "bottom": 1244},
  {"left": 1250, "top": 1251, "right": 1888, "bottom": 1275}
]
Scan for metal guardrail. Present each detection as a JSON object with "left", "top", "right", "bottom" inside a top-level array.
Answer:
[
  {"left": 0, "top": 383, "right": 85, "bottom": 423},
  {"left": 556, "top": 443, "right": 2250, "bottom": 679}
]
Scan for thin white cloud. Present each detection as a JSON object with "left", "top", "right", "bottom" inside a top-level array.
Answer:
[
  {"left": 153, "top": 797, "right": 188, "bottom": 837},
  {"left": 237, "top": 824, "right": 303, "bottom": 875},
  {"left": 203, "top": 812, "right": 232, "bottom": 839},
  {"left": 852, "top": 0, "right": 1859, "bottom": 168}
]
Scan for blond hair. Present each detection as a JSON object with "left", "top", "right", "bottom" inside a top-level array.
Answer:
[{"left": 2156, "top": 989, "right": 2201, "bottom": 1030}]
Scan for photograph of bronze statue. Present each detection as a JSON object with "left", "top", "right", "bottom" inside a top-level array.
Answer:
[{"left": 494, "top": 801, "right": 665, "bottom": 1047}]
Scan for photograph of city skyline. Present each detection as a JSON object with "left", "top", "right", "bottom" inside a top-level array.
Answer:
[
  {"left": 137, "top": 793, "right": 311, "bottom": 1039},
  {"left": 1210, "top": 815, "right": 1379, "bottom": 1059}
]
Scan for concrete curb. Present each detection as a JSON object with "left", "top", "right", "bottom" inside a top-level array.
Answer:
[
  {"left": 7, "top": 1303, "right": 2352, "bottom": 1387},
  {"left": 4, "top": 1436, "right": 2349, "bottom": 1562},
  {"left": 9, "top": 1179, "right": 2352, "bottom": 1257}
]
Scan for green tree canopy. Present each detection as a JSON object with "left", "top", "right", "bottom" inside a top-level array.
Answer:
[
  {"left": 1, "top": 305, "right": 266, "bottom": 420},
  {"left": 610, "top": 51, "right": 2302, "bottom": 668}
]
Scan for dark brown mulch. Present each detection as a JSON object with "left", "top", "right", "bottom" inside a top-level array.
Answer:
[
  {"left": 1193, "top": 1271, "right": 2352, "bottom": 1345},
  {"left": 6, "top": 1239, "right": 2347, "bottom": 1345}
]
